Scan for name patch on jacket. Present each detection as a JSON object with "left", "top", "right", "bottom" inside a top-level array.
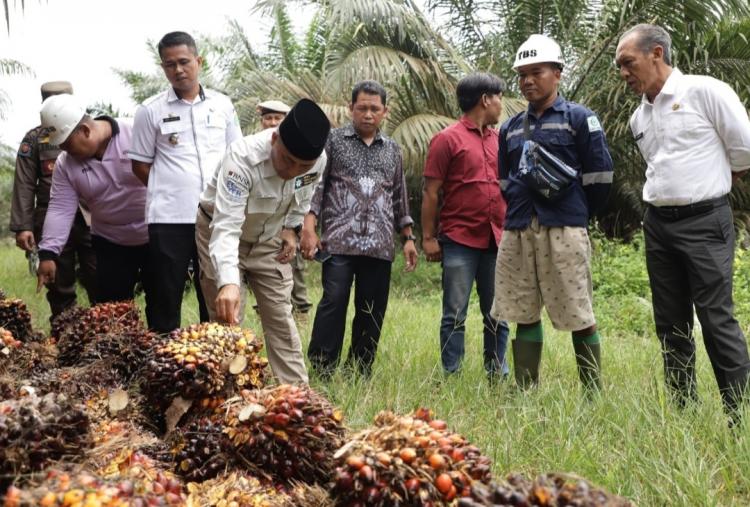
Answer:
[{"left": 294, "top": 172, "right": 318, "bottom": 190}]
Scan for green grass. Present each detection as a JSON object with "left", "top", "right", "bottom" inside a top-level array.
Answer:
[{"left": 3, "top": 234, "right": 750, "bottom": 505}]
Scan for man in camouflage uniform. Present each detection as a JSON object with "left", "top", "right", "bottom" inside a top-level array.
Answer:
[{"left": 9, "top": 81, "right": 96, "bottom": 320}]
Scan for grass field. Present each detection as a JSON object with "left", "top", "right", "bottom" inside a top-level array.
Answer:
[{"left": 3, "top": 234, "right": 750, "bottom": 505}]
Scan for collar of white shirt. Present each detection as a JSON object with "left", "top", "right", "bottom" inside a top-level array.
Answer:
[
  {"left": 166, "top": 85, "right": 207, "bottom": 104},
  {"left": 641, "top": 68, "right": 683, "bottom": 105}
]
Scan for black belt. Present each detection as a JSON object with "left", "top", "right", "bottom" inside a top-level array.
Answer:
[
  {"left": 198, "top": 204, "right": 213, "bottom": 221},
  {"left": 648, "top": 195, "right": 728, "bottom": 221}
]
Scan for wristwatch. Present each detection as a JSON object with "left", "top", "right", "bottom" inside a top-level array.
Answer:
[{"left": 402, "top": 233, "right": 417, "bottom": 244}]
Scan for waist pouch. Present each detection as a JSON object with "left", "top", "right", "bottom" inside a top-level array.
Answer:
[{"left": 518, "top": 140, "right": 578, "bottom": 201}]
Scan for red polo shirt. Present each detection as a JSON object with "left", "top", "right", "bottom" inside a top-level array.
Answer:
[{"left": 424, "top": 116, "right": 506, "bottom": 249}]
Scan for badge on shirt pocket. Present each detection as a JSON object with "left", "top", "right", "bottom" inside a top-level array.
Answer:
[
  {"left": 160, "top": 119, "right": 188, "bottom": 135},
  {"left": 294, "top": 172, "right": 319, "bottom": 190}
]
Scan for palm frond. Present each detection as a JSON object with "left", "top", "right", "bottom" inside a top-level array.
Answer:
[
  {"left": 389, "top": 113, "right": 456, "bottom": 175},
  {"left": 0, "top": 58, "right": 33, "bottom": 77}
]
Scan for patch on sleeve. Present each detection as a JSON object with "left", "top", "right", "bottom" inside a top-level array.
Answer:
[
  {"left": 17, "top": 142, "right": 32, "bottom": 157},
  {"left": 223, "top": 170, "right": 250, "bottom": 202},
  {"left": 294, "top": 172, "right": 319, "bottom": 190},
  {"left": 586, "top": 115, "right": 602, "bottom": 133}
]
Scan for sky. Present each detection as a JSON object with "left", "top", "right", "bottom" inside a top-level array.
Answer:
[{"left": 0, "top": 0, "right": 300, "bottom": 147}]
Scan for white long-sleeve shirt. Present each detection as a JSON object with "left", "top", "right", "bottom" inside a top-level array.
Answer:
[
  {"left": 630, "top": 68, "right": 750, "bottom": 206},
  {"left": 202, "top": 128, "right": 325, "bottom": 287}
]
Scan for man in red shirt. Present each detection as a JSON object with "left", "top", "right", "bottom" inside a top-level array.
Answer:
[{"left": 422, "top": 72, "right": 509, "bottom": 380}]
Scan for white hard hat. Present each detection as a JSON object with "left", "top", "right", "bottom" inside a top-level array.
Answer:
[
  {"left": 40, "top": 94, "right": 86, "bottom": 145},
  {"left": 513, "top": 34, "right": 563, "bottom": 69}
]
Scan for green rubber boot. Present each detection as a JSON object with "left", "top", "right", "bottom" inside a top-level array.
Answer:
[
  {"left": 512, "top": 339, "right": 542, "bottom": 389},
  {"left": 574, "top": 342, "right": 601, "bottom": 392}
]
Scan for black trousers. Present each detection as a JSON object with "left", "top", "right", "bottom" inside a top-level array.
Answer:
[
  {"left": 146, "top": 224, "right": 208, "bottom": 333},
  {"left": 91, "top": 235, "right": 149, "bottom": 303},
  {"left": 644, "top": 200, "right": 750, "bottom": 413},
  {"left": 308, "top": 255, "right": 392, "bottom": 376},
  {"left": 35, "top": 209, "right": 96, "bottom": 320}
]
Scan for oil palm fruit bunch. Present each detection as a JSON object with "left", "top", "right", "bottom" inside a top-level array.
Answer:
[
  {"left": 142, "top": 323, "right": 268, "bottom": 426},
  {"left": 0, "top": 327, "right": 22, "bottom": 374},
  {"left": 0, "top": 297, "right": 34, "bottom": 343},
  {"left": 0, "top": 393, "right": 91, "bottom": 491},
  {"left": 3, "top": 467, "right": 185, "bottom": 507},
  {"left": 185, "top": 471, "right": 294, "bottom": 506},
  {"left": 54, "top": 302, "right": 141, "bottom": 366},
  {"left": 458, "top": 473, "right": 633, "bottom": 507},
  {"left": 26, "top": 359, "right": 126, "bottom": 400},
  {"left": 331, "top": 408, "right": 493, "bottom": 506},
  {"left": 224, "top": 384, "right": 346, "bottom": 485},
  {"left": 173, "top": 417, "right": 233, "bottom": 482}
]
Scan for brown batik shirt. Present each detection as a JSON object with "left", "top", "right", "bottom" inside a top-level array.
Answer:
[{"left": 309, "top": 124, "right": 413, "bottom": 262}]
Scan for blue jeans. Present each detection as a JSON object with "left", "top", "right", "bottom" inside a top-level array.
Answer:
[{"left": 440, "top": 238, "right": 509, "bottom": 375}]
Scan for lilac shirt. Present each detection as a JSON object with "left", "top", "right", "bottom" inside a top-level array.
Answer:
[{"left": 39, "top": 118, "right": 148, "bottom": 256}]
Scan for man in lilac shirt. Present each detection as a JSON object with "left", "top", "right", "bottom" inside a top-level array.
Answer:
[{"left": 36, "top": 94, "right": 150, "bottom": 306}]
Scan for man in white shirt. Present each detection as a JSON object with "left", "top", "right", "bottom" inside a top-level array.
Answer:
[
  {"left": 197, "top": 98, "right": 330, "bottom": 384},
  {"left": 616, "top": 24, "right": 750, "bottom": 419},
  {"left": 128, "top": 31, "right": 242, "bottom": 333}
]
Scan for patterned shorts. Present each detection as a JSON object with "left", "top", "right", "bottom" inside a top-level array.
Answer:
[{"left": 491, "top": 218, "right": 595, "bottom": 331}]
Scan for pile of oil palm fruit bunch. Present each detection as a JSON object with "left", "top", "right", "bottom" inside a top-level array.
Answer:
[
  {"left": 0, "top": 392, "right": 91, "bottom": 491},
  {"left": 141, "top": 322, "right": 269, "bottom": 430},
  {"left": 0, "top": 289, "right": 632, "bottom": 507},
  {"left": 330, "top": 408, "right": 492, "bottom": 506},
  {"left": 458, "top": 473, "right": 633, "bottom": 506}
]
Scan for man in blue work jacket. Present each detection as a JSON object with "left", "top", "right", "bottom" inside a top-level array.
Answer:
[{"left": 491, "top": 34, "right": 614, "bottom": 392}]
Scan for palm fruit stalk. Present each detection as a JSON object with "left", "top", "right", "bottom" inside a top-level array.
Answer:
[
  {"left": 331, "top": 408, "right": 493, "bottom": 506},
  {"left": 223, "top": 384, "right": 346, "bottom": 485},
  {"left": 54, "top": 301, "right": 141, "bottom": 366},
  {"left": 0, "top": 297, "right": 34, "bottom": 343},
  {"left": 3, "top": 466, "right": 185, "bottom": 507},
  {"left": 458, "top": 473, "right": 633, "bottom": 507},
  {"left": 0, "top": 393, "right": 91, "bottom": 493},
  {"left": 141, "top": 323, "right": 268, "bottom": 431},
  {"left": 185, "top": 471, "right": 294, "bottom": 506}
]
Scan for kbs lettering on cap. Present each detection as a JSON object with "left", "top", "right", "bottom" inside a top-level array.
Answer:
[{"left": 518, "top": 49, "right": 538, "bottom": 59}]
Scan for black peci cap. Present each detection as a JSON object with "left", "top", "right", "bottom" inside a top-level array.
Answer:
[{"left": 278, "top": 98, "right": 330, "bottom": 161}]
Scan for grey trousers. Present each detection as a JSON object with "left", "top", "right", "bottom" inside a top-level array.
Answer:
[{"left": 644, "top": 200, "right": 750, "bottom": 413}]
